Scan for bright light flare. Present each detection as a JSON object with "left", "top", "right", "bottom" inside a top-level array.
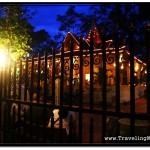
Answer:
[{"left": 0, "top": 50, "right": 7, "bottom": 68}]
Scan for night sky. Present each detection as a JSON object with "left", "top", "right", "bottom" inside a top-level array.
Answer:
[{"left": 26, "top": 3, "right": 92, "bottom": 37}]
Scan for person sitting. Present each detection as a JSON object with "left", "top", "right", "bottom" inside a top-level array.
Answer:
[
  {"left": 59, "top": 108, "right": 78, "bottom": 142},
  {"left": 48, "top": 97, "right": 78, "bottom": 143}
]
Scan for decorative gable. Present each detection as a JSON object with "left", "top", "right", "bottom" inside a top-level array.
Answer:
[{"left": 63, "top": 32, "right": 79, "bottom": 52}]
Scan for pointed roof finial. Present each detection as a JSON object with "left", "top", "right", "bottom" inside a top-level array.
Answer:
[
  {"left": 86, "top": 19, "right": 101, "bottom": 46},
  {"left": 92, "top": 18, "right": 96, "bottom": 29}
]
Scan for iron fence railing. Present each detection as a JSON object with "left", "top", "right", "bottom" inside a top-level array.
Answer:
[{"left": 0, "top": 24, "right": 150, "bottom": 145}]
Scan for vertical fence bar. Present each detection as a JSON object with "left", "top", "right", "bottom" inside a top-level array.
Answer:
[
  {"left": 69, "top": 115, "right": 73, "bottom": 143},
  {"left": 69, "top": 40, "right": 74, "bottom": 107},
  {"left": 52, "top": 48, "right": 55, "bottom": 105},
  {"left": 11, "top": 105, "right": 16, "bottom": 142},
  {"left": 0, "top": 65, "right": 3, "bottom": 142},
  {"left": 79, "top": 37, "right": 83, "bottom": 108},
  {"left": 43, "top": 50, "right": 48, "bottom": 142},
  {"left": 114, "top": 25, "right": 120, "bottom": 112},
  {"left": 17, "top": 59, "right": 22, "bottom": 136},
  {"left": 50, "top": 112, "right": 54, "bottom": 143},
  {"left": 0, "top": 68, "right": 2, "bottom": 95},
  {"left": 60, "top": 44, "right": 64, "bottom": 142},
  {"left": 90, "top": 32, "right": 94, "bottom": 109},
  {"left": 19, "top": 59, "right": 22, "bottom": 100},
  {"left": 1, "top": 69, "right": 4, "bottom": 98},
  {"left": 129, "top": 23, "right": 135, "bottom": 136},
  {"left": 146, "top": 24, "right": 150, "bottom": 113},
  {"left": 8, "top": 63, "right": 11, "bottom": 99},
  {"left": 0, "top": 68, "right": 2, "bottom": 98},
  {"left": 37, "top": 53, "right": 41, "bottom": 103},
  {"left": 30, "top": 56, "right": 34, "bottom": 102},
  {"left": 13, "top": 62, "right": 16, "bottom": 99},
  {"left": 23, "top": 108, "right": 27, "bottom": 140},
  {"left": 7, "top": 101, "right": 11, "bottom": 137},
  {"left": 4, "top": 65, "right": 7, "bottom": 98},
  {"left": 44, "top": 50, "right": 48, "bottom": 104},
  {"left": 29, "top": 55, "right": 34, "bottom": 139},
  {"left": 36, "top": 112, "right": 40, "bottom": 142},
  {"left": 60, "top": 44, "right": 64, "bottom": 105},
  {"left": 24, "top": 58, "right": 28, "bottom": 101},
  {"left": 101, "top": 30, "right": 107, "bottom": 143},
  {"left": 78, "top": 37, "right": 83, "bottom": 143},
  {"left": 89, "top": 118, "right": 94, "bottom": 143}
]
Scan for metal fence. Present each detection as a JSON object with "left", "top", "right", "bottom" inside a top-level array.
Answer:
[{"left": 0, "top": 24, "right": 150, "bottom": 145}]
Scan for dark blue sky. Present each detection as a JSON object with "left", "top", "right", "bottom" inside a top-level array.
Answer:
[{"left": 26, "top": 4, "right": 92, "bottom": 36}]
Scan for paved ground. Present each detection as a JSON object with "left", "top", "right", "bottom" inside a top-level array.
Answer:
[
  {"left": 77, "top": 97, "right": 148, "bottom": 144},
  {"left": 0, "top": 97, "right": 147, "bottom": 144},
  {"left": 120, "top": 97, "right": 147, "bottom": 113}
]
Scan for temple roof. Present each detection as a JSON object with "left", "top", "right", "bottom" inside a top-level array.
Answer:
[
  {"left": 63, "top": 32, "right": 90, "bottom": 51},
  {"left": 86, "top": 26, "right": 102, "bottom": 49},
  {"left": 62, "top": 23, "right": 121, "bottom": 52}
]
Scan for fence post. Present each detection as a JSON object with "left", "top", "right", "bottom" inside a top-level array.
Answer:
[
  {"left": 52, "top": 48, "right": 55, "bottom": 105},
  {"left": 89, "top": 118, "right": 94, "bottom": 143},
  {"left": 90, "top": 31, "right": 94, "bottom": 109},
  {"left": 129, "top": 21, "right": 135, "bottom": 136},
  {"left": 0, "top": 65, "right": 3, "bottom": 142},
  {"left": 101, "top": 27, "right": 107, "bottom": 143},
  {"left": 18, "top": 59, "right": 22, "bottom": 100},
  {"left": 78, "top": 37, "right": 83, "bottom": 143},
  {"left": 60, "top": 43, "right": 64, "bottom": 106},
  {"left": 44, "top": 50, "right": 48, "bottom": 104},
  {"left": 69, "top": 40, "right": 74, "bottom": 107},
  {"left": 13, "top": 61, "right": 16, "bottom": 99},
  {"left": 37, "top": 53, "right": 41, "bottom": 103},
  {"left": 114, "top": 25, "right": 120, "bottom": 111},
  {"left": 24, "top": 58, "right": 28, "bottom": 101}
]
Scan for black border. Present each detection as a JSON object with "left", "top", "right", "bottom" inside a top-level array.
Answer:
[{"left": 0, "top": 1, "right": 150, "bottom": 147}]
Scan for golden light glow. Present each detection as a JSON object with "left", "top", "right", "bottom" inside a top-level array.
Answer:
[
  {"left": 113, "top": 63, "right": 116, "bottom": 67},
  {"left": 17, "top": 68, "right": 20, "bottom": 72},
  {"left": 140, "top": 67, "right": 143, "bottom": 71},
  {"left": 135, "top": 64, "right": 139, "bottom": 71},
  {"left": 55, "top": 59, "right": 60, "bottom": 63},
  {"left": 119, "top": 54, "right": 122, "bottom": 62},
  {"left": 85, "top": 74, "right": 90, "bottom": 82},
  {"left": 0, "top": 50, "right": 7, "bottom": 68},
  {"left": 121, "top": 64, "right": 124, "bottom": 69}
]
